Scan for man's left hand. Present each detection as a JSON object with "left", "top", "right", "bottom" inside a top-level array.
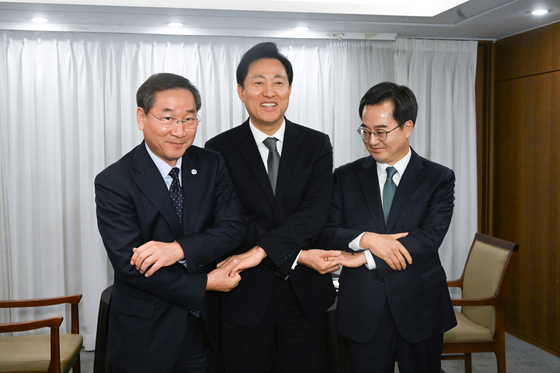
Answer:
[{"left": 131, "top": 241, "right": 185, "bottom": 277}]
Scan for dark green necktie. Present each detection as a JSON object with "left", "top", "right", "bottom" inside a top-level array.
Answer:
[{"left": 383, "top": 166, "right": 397, "bottom": 224}]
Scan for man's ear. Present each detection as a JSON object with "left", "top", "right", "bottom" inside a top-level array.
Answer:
[
  {"left": 237, "top": 84, "right": 245, "bottom": 103},
  {"left": 404, "top": 120, "right": 414, "bottom": 138},
  {"left": 137, "top": 107, "right": 146, "bottom": 131}
]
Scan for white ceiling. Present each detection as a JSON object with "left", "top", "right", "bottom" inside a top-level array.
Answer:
[{"left": 0, "top": 0, "right": 559, "bottom": 41}]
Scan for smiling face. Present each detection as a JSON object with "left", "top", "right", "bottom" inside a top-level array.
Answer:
[
  {"left": 361, "top": 101, "right": 413, "bottom": 165},
  {"left": 237, "top": 58, "right": 292, "bottom": 135},
  {"left": 137, "top": 88, "right": 198, "bottom": 166}
]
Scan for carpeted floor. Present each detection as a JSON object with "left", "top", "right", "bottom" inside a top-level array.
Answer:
[{"left": 79, "top": 333, "right": 560, "bottom": 373}]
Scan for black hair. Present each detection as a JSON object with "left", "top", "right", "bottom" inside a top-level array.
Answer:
[
  {"left": 359, "top": 81, "right": 418, "bottom": 126},
  {"left": 236, "top": 42, "right": 293, "bottom": 88},
  {"left": 136, "top": 73, "right": 202, "bottom": 113}
]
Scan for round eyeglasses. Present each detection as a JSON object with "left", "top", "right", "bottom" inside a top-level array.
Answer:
[
  {"left": 148, "top": 111, "right": 201, "bottom": 129},
  {"left": 357, "top": 124, "right": 401, "bottom": 142}
]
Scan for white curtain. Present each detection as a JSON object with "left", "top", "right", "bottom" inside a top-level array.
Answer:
[
  {"left": 0, "top": 31, "right": 477, "bottom": 349},
  {"left": 395, "top": 38, "right": 478, "bottom": 289}
]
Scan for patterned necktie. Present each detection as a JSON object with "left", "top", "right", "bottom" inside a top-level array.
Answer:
[
  {"left": 383, "top": 166, "right": 397, "bottom": 224},
  {"left": 168, "top": 167, "right": 184, "bottom": 226},
  {"left": 263, "top": 137, "right": 280, "bottom": 194}
]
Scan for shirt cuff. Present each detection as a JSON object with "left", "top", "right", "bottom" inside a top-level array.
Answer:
[
  {"left": 291, "top": 250, "right": 302, "bottom": 270},
  {"left": 349, "top": 233, "right": 366, "bottom": 251},
  {"left": 349, "top": 233, "right": 377, "bottom": 270},
  {"left": 178, "top": 259, "right": 187, "bottom": 268}
]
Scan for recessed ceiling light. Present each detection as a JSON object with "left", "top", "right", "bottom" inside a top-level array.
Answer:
[
  {"left": 32, "top": 17, "right": 48, "bottom": 23},
  {"left": 168, "top": 22, "right": 183, "bottom": 28},
  {"left": 294, "top": 26, "right": 309, "bottom": 32},
  {"left": 532, "top": 9, "right": 549, "bottom": 16}
]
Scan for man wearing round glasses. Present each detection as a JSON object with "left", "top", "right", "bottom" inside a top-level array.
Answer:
[
  {"left": 95, "top": 73, "right": 244, "bottom": 373},
  {"left": 315, "top": 82, "right": 456, "bottom": 373}
]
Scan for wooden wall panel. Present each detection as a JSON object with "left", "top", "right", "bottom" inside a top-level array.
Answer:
[
  {"left": 494, "top": 71, "right": 560, "bottom": 355},
  {"left": 495, "top": 21, "right": 560, "bottom": 82}
]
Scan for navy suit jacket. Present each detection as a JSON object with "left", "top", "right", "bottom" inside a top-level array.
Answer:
[
  {"left": 95, "top": 142, "right": 244, "bottom": 372},
  {"left": 205, "top": 119, "right": 336, "bottom": 327},
  {"left": 314, "top": 148, "right": 457, "bottom": 344}
]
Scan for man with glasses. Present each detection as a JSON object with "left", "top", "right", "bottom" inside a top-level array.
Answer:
[
  {"left": 314, "top": 81, "right": 457, "bottom": 373},
  {"left": 95, "top": 73, "right": 244, "bottom": 373}
]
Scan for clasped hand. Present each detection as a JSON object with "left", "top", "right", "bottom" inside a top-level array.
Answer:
[{"left": 131, "top": 241, "right": 184, "bottom": 277}]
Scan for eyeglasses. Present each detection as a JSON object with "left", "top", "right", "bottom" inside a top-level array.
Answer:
[
  {"left": 357, "top": 124, "right": 401, "bottom": 142},
  {"left": 148, "top": 111, "right": 201, "bottom": 129}
]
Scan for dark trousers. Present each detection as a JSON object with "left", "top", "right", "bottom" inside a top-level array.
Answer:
[
  {"left": 348, "top": 299, "right": 443, "bottom": 373},
  {"left": 223, "top": 276, "right": 327, "bottom": 373},
  {"left": 112, "top": 313, "right": 218, "bottom": 373}
]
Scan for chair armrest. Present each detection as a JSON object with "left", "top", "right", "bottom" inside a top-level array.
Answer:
[
  {"left": 0, "top": 294, "right": 82, "bottom": 334},
  {"left": 0, "top": 316, "right": 63, "bottom": 333},
  {"left": 447, "top": 279, "right": 463, "bottom": 288},
  {"left": 451, "top": 296, "right": 498, "bottom": 307},
  {"left": 0, "top": 294, "right": 82, "bottom": 308}
]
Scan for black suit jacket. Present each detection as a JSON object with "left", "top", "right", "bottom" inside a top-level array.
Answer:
[
  {"left": 205, "top": 119, "right": 336, "bottom": 327},
  {"left": 95, "top": 142, "right": 244, "bottom": 373},
  {"left": 314, "top": 149, "right": 457, "bottom": 344}
]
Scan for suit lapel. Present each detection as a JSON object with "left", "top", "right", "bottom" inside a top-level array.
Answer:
[
  {"left": 132, "top": 142, "right": 182, "bottom": 236},
  {"left": 385, "top": 149, "right": 425, "bottom": 231},
  {"left": 275, "top": 120, "right": 301, "bottom": 203},
  {"left": 180, "top": 147, "right": 201, "bottom": 236},
  {"left": 357, "top": 156, "right": 386, "bottom": 233},
  {"left": 236, "top": 120, "right": 275, "bottom": 206}
]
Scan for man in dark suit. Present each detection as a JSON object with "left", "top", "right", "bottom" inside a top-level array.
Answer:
[
  {"left": 314, "top": 82, "right": 457, "bottom": 373},
  {"left": 95, "top": 73, "right": 244, "bottom": 373},
  {"left": 205, "top": 42, "right": 339, "bottom": 373}
]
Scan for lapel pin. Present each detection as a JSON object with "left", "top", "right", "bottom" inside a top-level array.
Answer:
[{"left": 191, "top": 169, "right": 197, "bottom": 175}]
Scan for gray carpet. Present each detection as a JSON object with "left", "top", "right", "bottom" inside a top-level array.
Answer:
[{"left": 78, "top": 333, "right": 560, "bottom": 373}]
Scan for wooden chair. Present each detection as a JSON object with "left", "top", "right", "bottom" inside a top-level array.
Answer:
[
  {"left": 442, "top": 232, "right": 519, "bottom": 373},
  {"left": 0, "top": 294, "right": 83, "bottom": 373}
]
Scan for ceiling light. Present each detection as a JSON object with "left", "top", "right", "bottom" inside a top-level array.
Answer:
[
  {"left": 532, "top": 9, "right": 549, "bottom": 16},
  {"left": 168, "top": 22, "right": 183, "bottom": 28},
  {"left": 294, "top": 26, "right": 309, "bottom": 32},
  {"left": 32, "top": 17, "right": 48, "bottom": 23}
]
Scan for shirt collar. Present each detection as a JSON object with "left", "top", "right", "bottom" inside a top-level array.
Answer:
[
  {"left": 249, "top": 118, "right": 286, "bottom": 145},
  {"left": 376, "top": 147, "right": 411, "bottom": 177},
  {"left": 145, "top": 142, "right": 182, "bottom": 180}
]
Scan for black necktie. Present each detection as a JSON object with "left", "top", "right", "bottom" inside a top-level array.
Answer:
[
  {"left": 263, "top": 137, "right": 280, "bottom": 194},
  {"left": 169, "top": 167, "right": 184, "bottom": 226},
  {"left": 383, "top": 166, "right": 397, "bottom": 224}
]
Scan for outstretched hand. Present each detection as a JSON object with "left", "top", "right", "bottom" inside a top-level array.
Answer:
[
  {"left": 207, "top": 259, "right": 241, "bottom": 292},
  {"left": 298, "top": 249, "right": 342, "bottom": 274},
  {"left": 217, "top": 245, "right": 267, "bottom": 278}
]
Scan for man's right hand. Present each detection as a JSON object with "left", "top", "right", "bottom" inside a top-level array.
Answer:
[
  {"left": 359, "top": 232, "right": 412, "bottom": 270},
  {"left": 206, "top": 259, "right": 241, "bottom": 292}
]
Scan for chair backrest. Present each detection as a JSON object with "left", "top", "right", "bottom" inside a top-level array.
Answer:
[
  {"left": 461, "top": 233, "right": 518, "bottom": 334},
  {"left": 94, "top": 285, "right": 113, "bottom": 373}
]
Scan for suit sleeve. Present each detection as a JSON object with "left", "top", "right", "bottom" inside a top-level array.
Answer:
[
  {"left": 393, "top": 168, "right": 455, "bottom": 262},
  {"left": 313, "top": 166, "right": 365, "bottom": 251},
  {"left": 176, "top": 154, "right": 245, "bottom": 271},
  {"left": 257, "top": 135, "right": 333, "bottom": 273}
]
